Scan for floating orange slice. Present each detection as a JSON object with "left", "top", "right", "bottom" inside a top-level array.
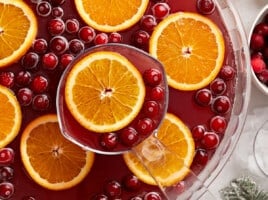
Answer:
[
  {"left": 149, "top": 12, "right": 225, "bottom": 91},
  {"left": 20, "top": 114, "right": 95, "bottom": 190},
  {"left": 74, "top": 0, "right": 149, "bottom": 32},
  {"left": 123, "top": 113, "right": 195, "bottom": 186},
  {"left": 0, "top": 0, "right": 37, "bottom": 67}
]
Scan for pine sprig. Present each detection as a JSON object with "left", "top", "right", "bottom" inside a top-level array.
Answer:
[{"left": 220, "top": 176, "right": 268, "bottom": 200}]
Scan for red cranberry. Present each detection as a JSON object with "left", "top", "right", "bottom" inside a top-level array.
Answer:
[
  {"left": 120, "top": 127, "right": 139, "bottom": 147},
  {"left": 51, "top": 7, "right": 64, "bottom": 18},
  {"left": 210, "top": 78, "right": 226, "bottom": 95},
  {"left": 109, "top": 32, "right": 123, "bottom": 43},
  {"left": 36, "top": 1, "right": 52, "bottom": 17},
  {"left": 104, "top": 180, "right": 122, "bottom": 198},
  {"left": 210, "top": 115, "right": 227, "bottom": 134},
  {"left": 130, "top": 197, "right": 143, "bottom": 200},
  {"left": 219, "top": 65, "right": 235, "bottom": 81},
  {"left": 32, "top": 38, "right": 48, "bottom": 54},
  {"left": 250, "top": 33, "right": 265, "bottom": 51},
  {"left": 94, "top": 33, "right": 109, "bottom": 45},
  {"left": 65, "top": 18, "right": 80, "bottom": 34},
  {"left": 136, "top": 118, "right": 154, "bottom": 135},
  {"left": 140, "top": 15, "right": 157, "bottom": 32},
  {"left": 174, "top": 181, "right": 186, "bottom": 194},
  {"left": 123, "top": 174, "right": 141, "bottom": 191},
  {"left": 191, "top": 125, "right": 205, "bottom": 141},
  {"left": 201, "top": 131, "right": 219, "bottom": 149},
  {"left": 49, "top": 36, "right": 69, "bottom": 55},
  {"left": 50, "top": 0, "right": 65, "bottom": 6},
  {"left": 31, "top": 75, "right": 48, "bottom": 94},
  {"left": 78, "top": 26, "right": 96, "bottom": 43},
  {"left": 60, "top": 54, "right": 74, "bottom": 69},
  {"left": 21, "top": 52, "right": 39, "bottom": 69},
  {"left": 143, "top": 68, "right": 162, "bottom": 86},
  {"left": 254, "top": 22, "right": 268, "bottom": 36},
  {"left": 0, "top": 148, "right": 14, "bottom": 166},
  {"left": 151, "top": 2, "right": 170, "bottom": 19},
  {"left": 0, "top": 182, "right": 14, "bottom": 199},
  {"left": 32, "top": 94, "right": 50, "bottom": 111},
  {"left": 132, "top": 30, "right": 150, "bottom": 48},
  {"left": 42, "top": 52, "right": 59, "bottom": 70},
  {"left": 100, "top": 132, "right": 118, "bottom": 150},
  {"left": 193, "top": 149, "right": 209, "bottom": 165},
  {"left": 196, "top": 0, "right": 216, "bottom": 15},
  {"left": 0, "top": 167, "right": 14, "bottom": 181},
  {"left": 15, "top": 71, "right": 32, "bottom": 86},
  {"left": 93, "top": 194, "right": 108, "bottom": 200},
  {"left": 0, "top": 72, "right": 14, "bottom": 88},
  {"left": 211, "top": 95, "right": 231, "bottom": 114},
  {"left": 143, "top": 101, "right": 160, "bottom": 118},
  {"left": 251, "top": 56, "right": 266, "bottom": 73},
  {"left": 144, "top": 191, "right": 162, "bottom": 200},
  {"left": 195, "top": 88, "right": 212, "bottom": 106},
  {"left": 69, "top": 39, "right": 85, "bottom": 55},
  {"left": 17, "top": 88, "right": 33, "bottom": 106},
  {"left": 150, "top": 86, "right": 165, "bottom": 101},
  {"left": 47, "top": 18, "right": 65, "bottom": 36},
  {"left": 257, "top": 69, "right": 268, "bottom": 84}
]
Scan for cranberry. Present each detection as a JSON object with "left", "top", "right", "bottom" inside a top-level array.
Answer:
[
  {"left": 0, "top": 167, "right": 14, "bottom": 181},
  {"left": 49, "top": 36, "right": 69, "bottom": 55},
  {"left": 47, "top": 18, "right": 65, "bottom": 36},
  {"left": 143, "top": 68, "right": 162, "bottom": 86},
  {"left": 0, "top": 72, "right": 14, "bottom": 88},
  {"left": 210, "top": 78, "right": 226, "bottom": 95},
  {"left": 123, "top": 174, "right": 141, "bottom": 191},
  {"left": 42, "top": 52, "right": 59, "bottom": 70},
  {"left": 78, "top": 26, "right": 96, "bottom": 43},
  {"left": 140, "top": 15, "right": 157, "bottom": 32},
  {"left": 93, "top": 194, "right": 108, "bottom": 200},
  {"left": 32, "top": 94, "right": 50, "bottom": 111},
  {"left": 191, "top": 125, "right": 205, "bottom": 141},
  {"left": 94, "top": 33, "right": 109, "bottom": 45},
  {"left": 132, "top": 30, "right": 150, "bottom": 48},
  {"left": 60, "top": 54, "right": 74, "bottom": 69},
  {"left": 109, "top": 32, "right": 123, "bottom": 43},
  {"left": 0, "top": 182, "right": 14, "bottom": 199},
  {"left": 31, "top": 75, "right": 48, "bottom": 93},
  {"left": 251, "top": 56, "right": 266, "bottom": 73},
  {"left": 69, "top": 39, "right": 85, "bottom": 55},
  {"left": 151, "top": 2, "right": 170, "bottom": 19},
  {"left": 51, "top": 7, "right": 64, "bottom": 18},
  {"left": 210, "top": 115, "right": 227, "bottom": 134},
  {"left": 196, "top": 0, "right": 216, "bottom": 15},
  {"left": 36, "top": 1, "right": 52, "bottom": 17},
  {"left": 100, "top": 132, "right": 118, "bottom": 150},
  {"left": 50, "top": 0, "right": 65, "bottom": 6},
  {"left": 211, "top": 95, "right": 231, "bottom": 114},
  {"left": 257, "top": 69, "right": 268, "bottom": 84},
  {"left": 150, "top": 86, "right": 165, "bottom": 101},
  {"left": 15, "top": 71, "right": 32, "bottom": 86},
  {"left": 201, "top": 131, "right": 219, "bottom": 149},
  {"left": 254, "top": 22, "right": 268, "bottom": 36},
  {"left": 0, "top": 148, "right": 14, "bottom": 166},
  {"left": 195, "top": 88, "right": 212, "bottom": 106},
  {"left": 193, "top": 149, "right": 209, "bottom": 165},
  {"left": 250, "top": 33, "right": 265, "bottom": 51},
  {"left": 17, "top": 88, "right": 33, "bottom": 106},
  {"left": 174, "top": 181, "right": 186, "bottom": 194},
  {"left": 130, "top": 197, "right": 143, "bottom": 200},
  {"left": 219, "top": 65, "right": 235, "bottom": 81},
  {"left": 136, "top": 118, "right": 154, "bottom": 135},
  {"left": 32, "top": 38, "right": 48, "bottom": 54},
  {"left": 104, "top": 180, "right": 122, "bottom": 197},
  {"left": 144, "top": 191, "right": 162, "bottom": 200},
  {"left": 120, "top": 127, "right": 139, "bottom": 147},
  {"left": 65, "top": 18, "right": 80, "bottom": 34},
  {"left": 21, "top": 52, "right": 39, "bottom": 69},
  {"left": 143, "top": 101, "right": 160, "bottom": 117}
]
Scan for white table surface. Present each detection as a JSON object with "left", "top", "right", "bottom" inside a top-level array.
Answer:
[{"left": 207, "top": 0, "right": 268, "bottom": 199}]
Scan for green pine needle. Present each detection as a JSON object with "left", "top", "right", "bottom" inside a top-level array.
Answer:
[{"left": 220, "top": 176, "right": 268, "bottom": 200}]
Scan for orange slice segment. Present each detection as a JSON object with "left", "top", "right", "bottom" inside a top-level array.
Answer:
[
  {"left": 123, "top": 113, "right": 195, "bottom": 186},
  {"left": 20, "top": 114, "right": 95, "bottom": 190},
  {"left": 0, "top": 0, "right": 37, "bottom": 67},
  {"left": 65, "top": 51, "right": 145, "bottom": 133},
  {"left": 149, "top": 12, "right": 225, "bottom": 91},
  {"left": 0, "top": 85, "right": 21, "bottom": 147},
  {"left": 74, "top": 0, "right": 149, "bottom": 32}
]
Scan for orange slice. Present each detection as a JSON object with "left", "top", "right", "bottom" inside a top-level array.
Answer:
[
  {"left": 74, "top": 0, "right": 149, "bottom": 32},
  {"left": 0, "top": 0, "right": 37, "bottom": 67},
  {"left": 123, "top": 113, "right": 195, "bottom": 186},
  {"left": 149, "top": 12, "right": 225, "bottom": 91},
  {"left": 20, "top": 114, "right": 94, "bottom": 190},
  {"left": 65, "top": 51, "right": 145, "bottom": 133},
  {"left": 0, "top": 85, "right": 21, "bottom": 147}
]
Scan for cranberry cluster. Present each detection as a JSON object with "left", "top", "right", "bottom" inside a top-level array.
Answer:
[{"left": 250, "top": 13, "right": 268, "bottom": 86}]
